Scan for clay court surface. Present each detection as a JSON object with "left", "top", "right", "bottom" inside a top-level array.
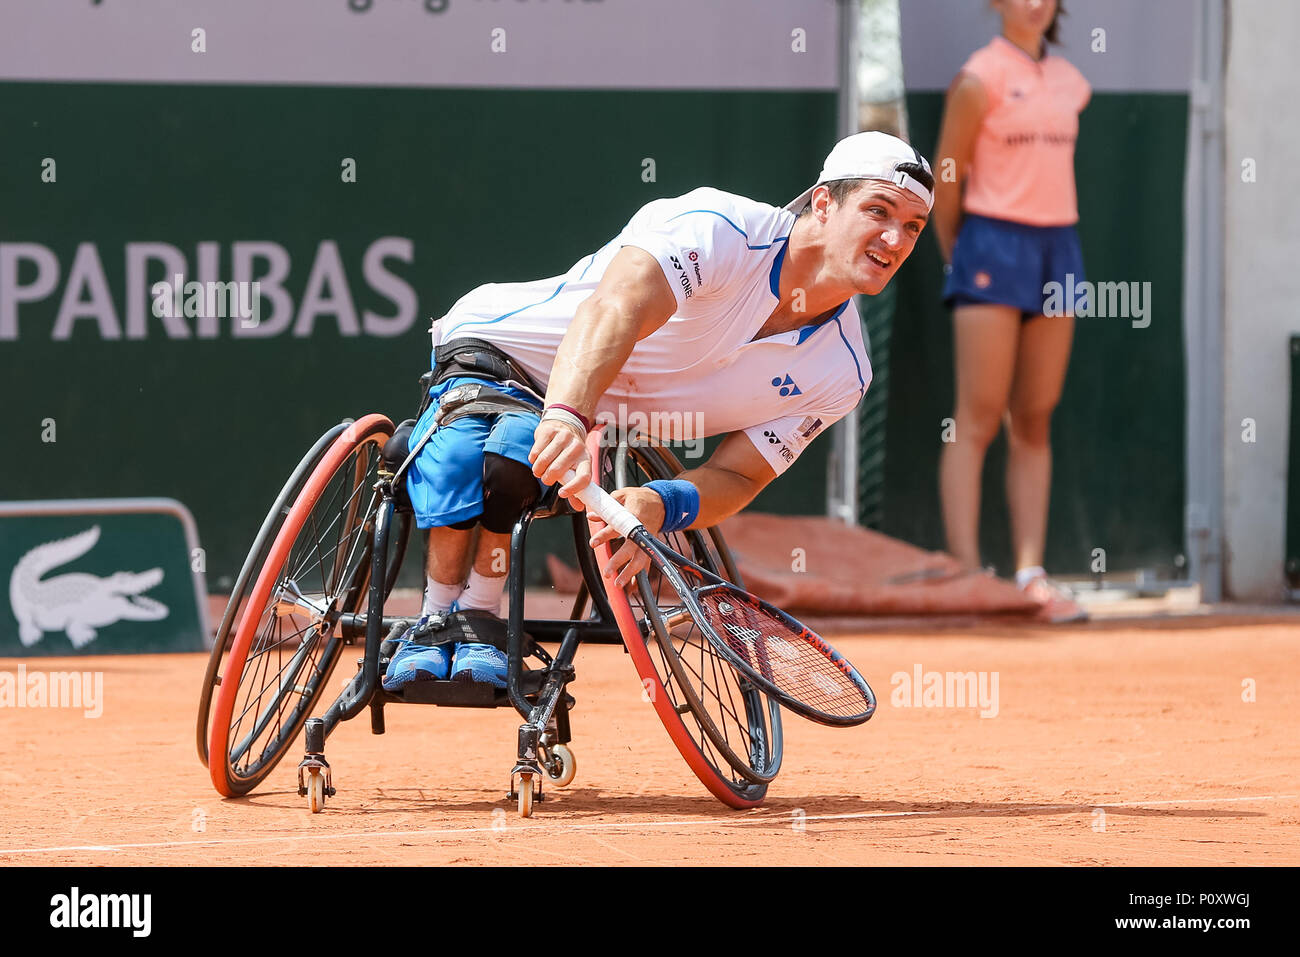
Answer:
[{"left": 2, "top": 615, "right": 1298, "bottom": 866}]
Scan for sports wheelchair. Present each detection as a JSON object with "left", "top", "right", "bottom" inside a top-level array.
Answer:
[{"left": 196, "top": 407, "right": 783, "bottom": 817}]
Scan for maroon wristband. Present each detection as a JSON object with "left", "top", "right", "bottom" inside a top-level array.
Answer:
[{"left": 545, "top": 403, "right": 591, "bottom": 431}]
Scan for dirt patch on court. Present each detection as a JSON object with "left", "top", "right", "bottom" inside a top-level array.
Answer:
[
  {"left": 547, "top": 513, "right": 1043, "bottom": 618},
  {"left": 1, "top": 618, "right": 1297, "bottom": 865}
]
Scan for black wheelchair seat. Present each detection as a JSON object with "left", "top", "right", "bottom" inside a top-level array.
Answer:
[{"left": 381, "top": 418, "right": 418, "bottom": 512}]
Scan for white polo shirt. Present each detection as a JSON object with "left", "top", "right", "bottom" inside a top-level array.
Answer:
[{"left": 432, "top": 187, "right": 872, "bottom": 476}]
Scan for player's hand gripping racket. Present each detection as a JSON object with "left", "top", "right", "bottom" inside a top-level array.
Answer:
[{"left": 567, "top": 469, "right": 877, "bottom": 728}]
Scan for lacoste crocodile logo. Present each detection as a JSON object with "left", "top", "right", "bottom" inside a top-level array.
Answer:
[{"left": 9, "top": 526, "right": 168, "bottom": 648}]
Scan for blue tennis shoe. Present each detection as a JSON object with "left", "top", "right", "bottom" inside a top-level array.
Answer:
[
  {"left": 450, "top": 642, "right": 508, "bottom": 688},
  {"left": 382, "top": 615, "right": 454, "bottom": 690}
]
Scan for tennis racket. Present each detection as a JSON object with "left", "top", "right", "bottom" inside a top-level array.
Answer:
[{"left": 568, "top": 470, "right": 877, "bottom": 728}]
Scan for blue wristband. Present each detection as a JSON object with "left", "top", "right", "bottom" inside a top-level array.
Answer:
[{"left": 644, "top": 479, "right": 700, "bottom": 534}]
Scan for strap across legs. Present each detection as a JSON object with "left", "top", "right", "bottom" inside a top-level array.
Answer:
[{"left": 390, "top": 382, "right": 542, "bottom": 487}]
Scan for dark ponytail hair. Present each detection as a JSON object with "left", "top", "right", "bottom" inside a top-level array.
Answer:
[{"left": 1045, "top": 2, "right": 1065, "bottom": 46}]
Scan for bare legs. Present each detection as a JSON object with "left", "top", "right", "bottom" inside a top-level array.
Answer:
[
  {"left": 425, "top": 526, "right": 474, "bottom": 588},
  {"left": 1005, "top": 314, "right": 1075, "bottom": 571},
  {"left": 940, "top": 304, "right": 1020, "bottom": 570},
  {"left": 424, "top": 525, "right": 512, "bottom": 608},
  {"left": 471, "top": 530, "right": 511, "bottom": 577},
  {"left": 939, "top": 305, "right": 1074, "bottom": 572}
]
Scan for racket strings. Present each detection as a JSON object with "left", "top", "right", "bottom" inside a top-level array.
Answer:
[
  {"left": 617, "top": 516, "right": 751, "bottom": 756},
  {"left": 651, "top": 581, "right": 762, "bottom": 764},
  {"left": 697, "top": 592, "right": 867, "bottom": 719}
]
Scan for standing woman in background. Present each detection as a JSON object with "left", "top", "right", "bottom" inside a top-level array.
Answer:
[{"left": 933, "top": 0, "right": 1091, "bottom": 622}]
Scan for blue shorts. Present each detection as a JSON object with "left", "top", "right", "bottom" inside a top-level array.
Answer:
[
  {"left": 405, "top": 375, "right": 545, "bottom": 529},
  {"left": 942, "top": 214, "right": 1086, "bottom": 320}
]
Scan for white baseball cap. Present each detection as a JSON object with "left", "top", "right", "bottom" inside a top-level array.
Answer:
[{"left": 785, "top": 131, "right": 935, "bottom": 214}]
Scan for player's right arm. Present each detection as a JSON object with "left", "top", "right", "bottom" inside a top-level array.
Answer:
[
  {"left": 933, "top": 71, "right": 988, "bottom": 264},
  {"left": 528, "top": 246, "right": 677, "bottom": 496}
]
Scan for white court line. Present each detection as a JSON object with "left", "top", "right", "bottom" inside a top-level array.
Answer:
[{"left": 0, "top": 793, "right": 1294, "bottom": 856}]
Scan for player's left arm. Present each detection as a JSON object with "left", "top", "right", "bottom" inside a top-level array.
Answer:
[
  {"left": 590, "top": 431, "right": 775, "bottom": 586},
  {"left": 677, "top": 431, "right": 776, "bottom": 529}
]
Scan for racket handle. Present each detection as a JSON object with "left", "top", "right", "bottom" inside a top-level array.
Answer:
[{"left": 563, "top": 469, "right": 644, "bottom": 539}]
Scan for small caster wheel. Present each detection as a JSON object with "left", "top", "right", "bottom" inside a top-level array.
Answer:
[
  {"left": 308, "top": 769, "right": 326, "bottom": 814},
  {"left": 517, "top": 773, "right": 534, "bottom": 818},
  {"left": 545, "top": 743, "right": 577, "bottom": 788}
]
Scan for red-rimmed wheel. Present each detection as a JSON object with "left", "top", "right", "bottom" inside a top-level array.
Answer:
[
  {"left": 197, "top": 422, "right": 348, "bottom": 768},
  {"left": 587, "top": 430, "right": 782, "bottom": 809},
  {"left": 207, "top": 414, "right": 394, "bottom": 797}
]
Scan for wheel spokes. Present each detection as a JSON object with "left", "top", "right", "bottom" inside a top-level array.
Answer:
[
  {"left": 615, "top": 443, "right": 773, "bottom": 788},
  {"left": 226, "top": 438, "right": 383, "bottom": 778}
]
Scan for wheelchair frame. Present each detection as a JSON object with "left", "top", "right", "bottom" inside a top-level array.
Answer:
[
  {"left": 297, "top": 465, "right": 623, "bottom": 815},
  {"left": 198, "top": 413, "right": 783, "bottom": 817}
]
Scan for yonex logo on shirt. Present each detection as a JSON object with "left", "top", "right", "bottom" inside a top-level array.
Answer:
[
  {"left": 762, "top": 430, "right": 794, "bottom": 462},
  {"left": 668, "top": 255, "right": 694, "bottom": 299},
  {"left": 771, "top": 374, "right": 802, "bottom": 397}
]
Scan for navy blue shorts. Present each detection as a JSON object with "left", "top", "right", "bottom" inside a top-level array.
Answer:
[
  {"left": 405, "top": 375, "right": 545, "bottom": 530},
  {"left": 943, "top": 214, "right": 1086, "bottom": 320}
]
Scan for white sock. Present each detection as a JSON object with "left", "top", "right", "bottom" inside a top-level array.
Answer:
[
  {"left": 422, "top": 576, "right": 463, "bottom": 617},
  {"left": 457, "top": 569, "right": 507, "bottom": 618},
  {"left": 1015, "top": 565, "right": 1046, "bottom": 589}
]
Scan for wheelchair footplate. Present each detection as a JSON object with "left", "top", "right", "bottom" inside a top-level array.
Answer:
[{"left": 376, "top": 611, "right": 545, "bottom": 708}]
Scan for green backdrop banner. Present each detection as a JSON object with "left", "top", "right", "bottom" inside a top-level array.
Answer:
[
  {"left": 0, "top": 83, "right": 837, "bottom": 590},
  {"left": 878, "top": 92, "right": 1188, "bottom": 575}
]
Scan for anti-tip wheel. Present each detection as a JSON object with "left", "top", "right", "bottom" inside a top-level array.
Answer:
[
  {"left": 545, "top": 744, "right": 577, "bottom": 788},
  {"left": 308, "top": 770, "right": 326, "bottom": 814},
  {"left": 517, "top": 774, "right": 534, "bottom": 818}
]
